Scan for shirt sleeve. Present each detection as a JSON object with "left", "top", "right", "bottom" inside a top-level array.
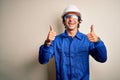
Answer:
[
  {"left": 38, "top": 42, "right": 54, "bottom": 64},
  {"left": 89, "top": 40, "right": 107, "bottom": 63}
]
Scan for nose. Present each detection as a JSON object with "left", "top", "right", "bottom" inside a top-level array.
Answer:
[{"left": 69, "top": 17, "right": 74, "bottom": 21}]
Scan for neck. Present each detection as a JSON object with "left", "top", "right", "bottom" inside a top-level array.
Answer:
[{"left": 66, "top": 29, "right": 78, "bottom": 37}]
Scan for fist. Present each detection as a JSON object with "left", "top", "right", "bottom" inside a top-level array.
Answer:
[
  {"left": 87, "top": 25, "right": 99, "bottom": 42},
  {"left": 45, "top": 25, "right": 56, "bottom": 46}
]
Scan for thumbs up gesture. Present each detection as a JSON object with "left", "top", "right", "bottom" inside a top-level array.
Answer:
[
  {"left": 87, "top": 25, "right": 99, "bottom": 42},
  {"left": 44, "top": 25, "right": 56, "bottom": 46}
]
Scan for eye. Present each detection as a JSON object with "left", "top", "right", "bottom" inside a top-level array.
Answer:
[{"left": 64, "top": 14, "right": 78, "bottom": 20}]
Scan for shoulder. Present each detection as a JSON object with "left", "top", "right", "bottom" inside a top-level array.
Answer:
[
  {"left": 77, "top": 31, "right": 88, "bottom": 39},
  {"left": 55, "top": 33, "right": 64, "bottom": 40}
]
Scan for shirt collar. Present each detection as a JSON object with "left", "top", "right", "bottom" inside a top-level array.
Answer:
[{"left": 62, "top": 30, "right": 82, "bottom": 40}]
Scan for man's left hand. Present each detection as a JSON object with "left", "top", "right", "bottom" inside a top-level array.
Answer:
[{"left": 87, "top": 25, "right": 99, "bottom": 42}]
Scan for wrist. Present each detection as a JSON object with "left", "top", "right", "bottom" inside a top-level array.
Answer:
[
  {"left": 97, "top": 37, "right": 101, "bottom": 42},
  {"left": 95, "top": 37, "right": 101, "bottom": 43},
  {"left": 44, "top": 40, "right": 51, "bottom": 46}
]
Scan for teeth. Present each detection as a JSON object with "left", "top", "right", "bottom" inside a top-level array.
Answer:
[
  {"left": 69, "top": 23, "right": 74, "bottom": 25},
  {"left": 69, "top": 22, "right": 74, "bottom": 24}
]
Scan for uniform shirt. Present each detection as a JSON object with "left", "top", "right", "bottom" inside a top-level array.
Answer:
[{"left": 39, "top": 30, "right": 107, "bottom": 80}]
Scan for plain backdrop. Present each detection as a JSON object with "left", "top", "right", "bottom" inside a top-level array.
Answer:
[{"left": 0, "top": 0, "right": 120, "bottom": 80}]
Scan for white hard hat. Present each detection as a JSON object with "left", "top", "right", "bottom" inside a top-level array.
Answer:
[{"left": 62, "top": 5, "right": 81, "bottom": 16}]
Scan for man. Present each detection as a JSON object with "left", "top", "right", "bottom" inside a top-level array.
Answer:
[{"left": 39, "top": 5, "right": 107, "bottom": 80}]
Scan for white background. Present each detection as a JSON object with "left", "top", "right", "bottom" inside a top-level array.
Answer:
[{"left": 0, "top": 0, "right": 120, "bottom": 80}]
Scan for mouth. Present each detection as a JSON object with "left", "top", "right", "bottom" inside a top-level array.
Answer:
[{"left": 68, "top": 22, "right": 76, "bottom": 25}]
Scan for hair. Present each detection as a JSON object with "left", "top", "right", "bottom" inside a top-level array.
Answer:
[{"left": 62, "top": 15, "right": 82, "bottom": 28}]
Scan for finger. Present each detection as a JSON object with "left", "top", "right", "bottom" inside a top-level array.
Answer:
[
  {"left": 87, "top": 33, "right": 93, "bottom": 38},
  {"left": 49, "top": 33, "right": 56, "bottom": 37},
  {"left": 90, "top": 25, "right": 94, "bottom": 33},
  {"left": 50, "top": 25, "right": 54, "bottom": 31}
]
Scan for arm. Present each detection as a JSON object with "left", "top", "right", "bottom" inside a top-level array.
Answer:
[
  {"left": 87, "top": 25, "right": 107, "bottom": 62},
  {"left": 89, "top": 40, "right": 107, "bottom": 63},
  {"left": 39, "top": 25, "right": 56, "bottom": 64},
  {"left": 39, "top": 42, "right": 54, "bottom": 64}
]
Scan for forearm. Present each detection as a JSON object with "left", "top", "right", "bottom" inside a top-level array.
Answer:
[
  {"left": 39, "top": 44, "right": 54, "bottom": 64},
  {"left": 90, "top": 41, "right": 107, "bottom": 63}
]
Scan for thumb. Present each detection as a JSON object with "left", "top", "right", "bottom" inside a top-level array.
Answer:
[
  {"left": 90, "top": 25, "right": 94, "bottom": 33},
  {"left": 50, "top": 25, "right": 54, "bottom": 31}
]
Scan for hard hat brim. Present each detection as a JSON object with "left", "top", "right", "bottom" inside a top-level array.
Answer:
[{"left": 63, "top": 12, "right": 81, "bottom": 17}]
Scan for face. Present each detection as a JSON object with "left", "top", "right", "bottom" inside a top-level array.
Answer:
[{"left": 64, "top": 14, "right": 79, "bottom": 31}]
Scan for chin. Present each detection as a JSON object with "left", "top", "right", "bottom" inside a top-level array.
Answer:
[
  {"left": 67, "top": 27, "right": 76, "bottom": 30},
  {"left": 69, "top": 25, "right": 76, "bottom": 29}
]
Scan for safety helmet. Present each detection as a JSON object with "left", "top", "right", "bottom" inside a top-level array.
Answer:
[{"left": 62, "top": 5, "right": 81, "bottom": 17}]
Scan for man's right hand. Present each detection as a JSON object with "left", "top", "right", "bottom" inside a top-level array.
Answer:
[{"left": 44, "top": 25, "right": 56, "bottom": 46}]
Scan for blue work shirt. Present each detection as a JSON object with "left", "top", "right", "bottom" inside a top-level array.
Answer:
[{"left": 39, "top": 30, "right": 107, "bottom": 80}]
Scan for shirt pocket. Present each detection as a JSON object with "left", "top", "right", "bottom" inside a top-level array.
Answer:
[
  {"left": 57, "top": 47, "right": 70, "bottom": 57},
  {"left": 73, "top": 46, "right": 89, "bottom": 56},
  {"left": 57, "top": 47, "right": 65, "bottom": 56}
]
